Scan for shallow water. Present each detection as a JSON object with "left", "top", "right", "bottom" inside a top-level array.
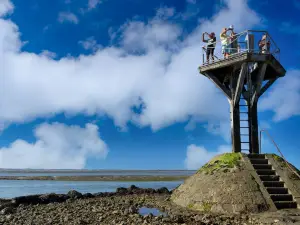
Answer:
[
  {"left": 0, "top": 180, "right": 183, "bottom": 199},
  {"left": 0, "top": 170, "right": 195, "bottom": 177},
  {"left": 139, "top": 207, "right": 167, "bottom": 217}
]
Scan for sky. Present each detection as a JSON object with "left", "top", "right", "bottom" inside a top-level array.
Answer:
[{"left": 0, "top": 0, "right": 299, "bottom": 170}]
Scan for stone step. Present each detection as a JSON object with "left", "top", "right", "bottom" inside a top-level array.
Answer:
[
  {"left": 271, "top": 194, "right": 294, "bottom": 202},
  {"left": 274, "top": 201, "right": 297, "bottom": 209},
  {"left": 259, "top": 175, "right": 280, "bottom": 181},
  {"left": 267, "top": 187, "right": 288, "bottom": 195},
  {"left": 248, "top": 154, "right": 265, "bottom": 159},
  {"left": 253, "top": 164, "right": 272, "bottom": 170},
  {"left": 263, "top": 181, "right": 285, "bottom": 188},
  {"left": 250, "top": 159, "right": 268, "bottom": 164},
  {"left": 256, "top": 169, "right": 276, "bottom": 175}
]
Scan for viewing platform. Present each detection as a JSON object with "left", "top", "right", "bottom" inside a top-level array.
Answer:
[{"left": 199, "top": 30, "right": 286, "bottom": 81}]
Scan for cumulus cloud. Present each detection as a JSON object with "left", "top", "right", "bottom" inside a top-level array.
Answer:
[
  {"left": 58, "top": 12, "right": 79, "bottom": 24},
  {"left": 0, "top": 0, "right": 266, "bottom": 134},
  {"left": 88, "top": 0, "right": 101, "bottom": 10},
  {"left": 260, "top": 70, "right": 300, "bottom": 121},
  {"left": 184, "top": 144, "right": 231, "bottom": 170},
  {"left": 78, "top": 36, "right": 101, "bottom": 51},
  {"left": 0, "top": 0, "right": 13, "bottom": 16},
  {"left": 40, "top": 50, "right": 57, "bottom": 59},
  {"left": 0, "top": 123, "right": 108, "bottom": 169}
]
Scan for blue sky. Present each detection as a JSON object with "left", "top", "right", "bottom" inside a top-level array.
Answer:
[{"left": 0, "top": 0, "right": 299, "bottom": 170}]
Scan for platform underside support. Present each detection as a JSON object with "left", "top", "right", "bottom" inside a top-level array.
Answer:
[{"left": 204, "top": 62, "right": 278, "bottom": 154}]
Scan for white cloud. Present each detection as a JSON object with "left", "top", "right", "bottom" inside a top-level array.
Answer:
[
  {"left": 88, "top": 0, "right": 101, "bottom": 10},
  {"left": 58, "top": 12, "right": 79, "bottom": 24},
  {"left": 40, "top": 50, "right": 57, "bottom": 59},
  {"left": 260, "top": 70, "right": 300, "bottom": 121},
  {"left": 0, "top": 123, "right": 108, "bottom": 169},
  {"left": 119, "top": 20, "right": 182, "bottom": 52},
  {"left": 0, "top": 0, "right": 264, "bottom": 134},
  {"left": 184, "top": 144, "right": 231, "bottom": 170},
  {"left": 78, "top": 36, "right": 101, "bottom": 51},
  {"left": 0, "top": 0, "right": 13, "bottom": 17}
]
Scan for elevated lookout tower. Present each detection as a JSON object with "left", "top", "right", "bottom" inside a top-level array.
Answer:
[{"left": 199, "top": 30, "right": 286, "bottom": 154}]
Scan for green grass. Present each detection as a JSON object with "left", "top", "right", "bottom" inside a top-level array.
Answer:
[
  {"left": 187, "top": 202, "right": 213, "bottom": 212},
  {"left": 197, "top": 153, "right": 241, "bottom": 174}
]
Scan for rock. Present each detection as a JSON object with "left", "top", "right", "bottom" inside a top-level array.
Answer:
[
  {"left": 82, "top": 193, "right": 94, "bottom": 198},
  {"left": 67, "top": 190, "right": 83, "bottom": 199},
  {"left": 12, "top": 194, "right": 41, "bottom": 205},
  {"left": 0, "top": 207, "right": 16, "bottom": 215},
  {"left": 128, "top": 206, "right": 137, "bottom": 214},
  {"left": 156, "top": 187, "right": 170, "bottom": 194},
  {"left": 116, "top": 187, "right": 128, "bottom": 195},
  {"left": 39, "top": 193, "right": 68, "bottom": 204}
]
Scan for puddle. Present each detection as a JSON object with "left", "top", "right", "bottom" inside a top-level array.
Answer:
[{"left": 138, "top": 207, "right": 167, "bottom": 217}]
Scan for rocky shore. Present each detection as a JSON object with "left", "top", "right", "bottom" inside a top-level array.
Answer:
[{"left": 0, "top": 186, "right": 300, "bottom": 225}]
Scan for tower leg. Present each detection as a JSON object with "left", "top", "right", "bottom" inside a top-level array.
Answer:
[
  {"left": 230, "top": 102, "right": 241, "bottom": 153},
  {"left": 249, "top": 101, "right": 259, "bottom": 154}
]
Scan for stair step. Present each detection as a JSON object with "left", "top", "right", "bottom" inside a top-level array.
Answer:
[
  {"left": 263, "top": 181, "right": 285, "bottom": 187},
  {"left": 274, "top": 201, "right": 297, "bottom": 209},
  {"left": 253, "top": 164, "right": 272, "bottom": 170},
  {"left": 248, "top": 154, "right": 266, "bottom": 159},
  {"left": 250, "top": 159, "right": 268, "bottom": 164},
  {"left": 259, "top": 175, "right": 280, "bottom": 181},
  {"left": 256, "top": 169, "right": 276, "bottom": 175},
  {"left": 267, "top": 187, "right": 288, "bottom": 194},
  {"left": 271, "top": 194, "right": 294, "bottom": 201}
]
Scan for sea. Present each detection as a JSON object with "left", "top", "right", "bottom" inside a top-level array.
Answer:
[{"left": 0, "top": 170, "right": 195, "bottom": 199}]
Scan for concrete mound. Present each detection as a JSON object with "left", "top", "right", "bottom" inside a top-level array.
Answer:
[{"left": 172, "top": 153, "right": 267, "bottom": 214}]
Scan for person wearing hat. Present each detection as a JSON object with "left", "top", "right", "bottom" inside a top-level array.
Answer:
[{"left": 202, "top": 32, "right": 216, "bottom": 63}]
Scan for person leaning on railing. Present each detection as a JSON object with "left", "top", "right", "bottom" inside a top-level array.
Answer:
[{"left": 202, "top": 32, "right": 216, "bottom": 63}]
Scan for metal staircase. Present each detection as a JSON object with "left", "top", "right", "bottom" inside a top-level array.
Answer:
[
  {"left": 239, "top": 98, "right": 250, "bottom": 153},
  {"left": 248, "top": 154, "right": 298, "bottom": 209}
]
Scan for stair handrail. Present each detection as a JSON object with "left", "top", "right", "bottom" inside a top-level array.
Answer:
[{"left": 260, "top": 129, "right": 300, "bottom": 180}]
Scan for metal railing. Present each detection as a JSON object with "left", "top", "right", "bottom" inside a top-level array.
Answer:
[
  {"left": 201, "top": 30, "right": 280, "bottom": 65},
  {"left": 259, "top": 129, "right": 300, "bottom": 180}
]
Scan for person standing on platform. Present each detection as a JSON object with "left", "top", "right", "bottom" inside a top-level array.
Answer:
[
  {"left": 258, "top": 34, "right": 270, "bottom": 53},
  {"left": 220, "top": 28, "right": 231, "bottom": 58},
  {"left": 202, "top": 32, "right": 216, "bottom": 63}
]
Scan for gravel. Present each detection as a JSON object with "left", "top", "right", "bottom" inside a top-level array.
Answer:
[{"left": 0, "top": 185, "right": 299, "bottom": 225}]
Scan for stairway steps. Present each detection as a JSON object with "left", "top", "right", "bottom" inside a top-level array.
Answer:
[
  {"left": 271, "top": 194, "right": 294, "bottom": 201},
  {"left": 248, "top": 154, "right": 266, "bottom": 159},
  {"left": 274, "top": 201, "right": 297, "bottom": 209},
  {"left": 248, "top": 155, "right": 298, "bottom": 210},
  {"left": 250, "top": 159, "right": 268, "bottom": 164},
  {"left": 256, "top": 170, "right": 276, "bottom": 175},
  {"left": 259, "top": 175, "right": 280, "bottom": 181},
  {"left": 253, "top": 164, "right": 272, "bottom": 170},
  {"left": 263, "top": 181, "right": 285, "bottom": 187},
  {"left": 267, "top": 187, "right": 288, "bottom": 194}
]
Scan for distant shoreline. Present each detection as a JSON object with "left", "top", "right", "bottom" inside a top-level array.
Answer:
[
  {"left": 0, "top": 169, "right": 196, "bottom": 173},
  {"left": 0, "top": 175, "right": 189, "bottom": 182}
]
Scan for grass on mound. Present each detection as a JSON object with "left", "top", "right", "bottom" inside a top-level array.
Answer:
[
  {"left": 197, "top": 153, "right": 241, "bottom": 174},
  {"left": 269, "top": 154, "right": 300, "bottom": 176}
]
